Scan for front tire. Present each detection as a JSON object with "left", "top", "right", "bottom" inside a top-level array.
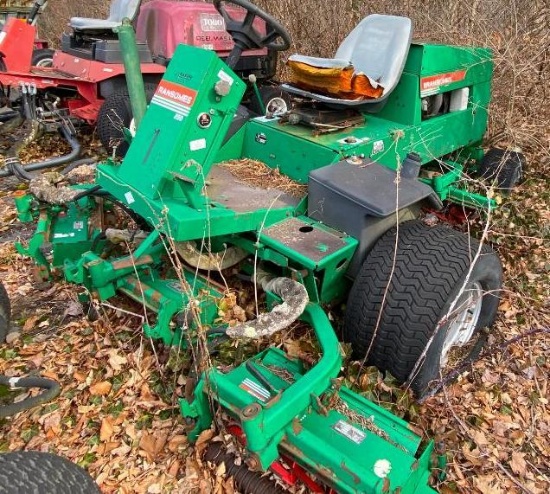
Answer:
[
  {"left": 97, "top": 83, "right": 157, "bottom": 158},
  {"left": 343, "top": 220, "right": 503, "bottom": 397},
  {"left": 31, "top": 48, "right": 55, "bottom": 67}
]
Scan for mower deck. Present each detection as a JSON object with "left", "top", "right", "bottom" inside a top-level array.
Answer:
[{"left": 184, "top": 320, "right": 437, "bottom": 494}]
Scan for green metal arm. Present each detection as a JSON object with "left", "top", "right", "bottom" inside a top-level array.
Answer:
[{"left": 183, "top": 303, "right": 343, "bottom": 468}]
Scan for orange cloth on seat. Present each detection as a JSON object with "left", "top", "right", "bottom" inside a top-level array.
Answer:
[
  {"left": 288, "top": 60, "right": 354, "bottom": 95},
  {"left": 288, "top": 60, "right": 383, "bottom": 100},
  {"left": 351, "top": 73, "right": 384, "bottom": 99}
]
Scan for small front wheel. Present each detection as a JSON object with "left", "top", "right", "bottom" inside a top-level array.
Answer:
[{"left": 478, "top": 148, "right": 526, "bottom": 191}]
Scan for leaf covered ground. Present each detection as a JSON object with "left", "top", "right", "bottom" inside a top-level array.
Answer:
[{"left": 0, "top": 110, "right": 548, "bottom": 494}]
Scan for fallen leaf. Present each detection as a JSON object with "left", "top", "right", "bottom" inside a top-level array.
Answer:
[
  {"left": 108, "top": 350, "right": 127, "bottom": 372},
  {"left": 100, "top": 417, "right": 115, "bottom": 442},
  {"left": 510, "top": 451, "right": 527, "bottom": 476},
  {"left": 90, "top": 381, "right": 112, "bottom": 396}
]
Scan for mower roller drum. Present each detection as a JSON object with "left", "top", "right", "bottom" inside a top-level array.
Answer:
[{"left": 344, "top": 220, "right": 503, "bottom": 396}]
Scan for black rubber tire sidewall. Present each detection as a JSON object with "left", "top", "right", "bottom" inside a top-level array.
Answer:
[
  {"left": 97, "top": 83, "right": 157, "bottom": 158},
  {"left": 0, "top": 281, "right": 11, "bottom": 343},
  {"left": 0, "top": 451, "right": 100, "bottom": 493},
  {"left": 343, "top": 220, "right": 503, "bottom": 397},
  {"left": 417, "top": 242, "right": 502, "bottom": 393},
  {"left": 31, "top": 48, "right": 55, "bottom": 67},
  {"left": 479, "top": 148, "right": 526, "bottom": 191}
]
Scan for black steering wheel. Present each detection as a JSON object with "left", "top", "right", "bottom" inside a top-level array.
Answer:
[{"left": 213, "top": 0, "right": 291, "bottom": 67}]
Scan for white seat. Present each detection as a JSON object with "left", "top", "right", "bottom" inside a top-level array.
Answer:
[
  {"left": 70, "top": 0, "right": 141, "bottom": 31},
  {"left": 283, "top": 14, "right": 412, "bottom": 109}
]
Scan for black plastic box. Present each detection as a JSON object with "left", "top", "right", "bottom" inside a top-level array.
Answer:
[
  {"left": 308, "top": 160, "right": 433, "bottom": 277},
  {"left": 94, "top": 40, "right": 153, "bottom": 64}
]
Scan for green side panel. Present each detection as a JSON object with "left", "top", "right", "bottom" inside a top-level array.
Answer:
[
  {"left": 242, "top": 119, "right": 340, "bottom": 183},
  {"left": 215, "top": 124, "right": 247, "bottom": 162},
  {"left": 243, "top": 117, "right": 410, "bottom": 179},
  {"left": 405, "top": 43, "right": 493, "bottom": 80},
  {"left": 407, "top": 103, "right": 488, "bottom": 163},
  {"left": 374, "top": 72, "right": 421, "bottom": 125},
  {"left": 112, "top": 44, "right": 246, "bottom": 198}
]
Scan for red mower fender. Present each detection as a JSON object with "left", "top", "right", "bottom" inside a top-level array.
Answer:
[{"left": 0, "top": 18, "right": 35, "bottom": 72}]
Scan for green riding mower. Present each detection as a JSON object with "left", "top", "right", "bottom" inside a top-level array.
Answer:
[{"left": 8, "top": 0, "right": 519, "bottom": 491}]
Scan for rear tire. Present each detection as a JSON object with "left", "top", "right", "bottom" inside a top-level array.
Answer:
[
  {"left": 97, "top": 83, "right": 157, "bottom": 158},
  {"left": 31, "top": 48, "right": 55, "bottom": 67},
  {"left": 0, "top": 451, "right": 100, "bottom": 493},
  {"left": 478, "top": 148, "right": 525, "bottom": 191},
  {"left": 343, "top": 220, "right": 503, "bottom": 397},
  {"left": 0, "top": 281, "right": 11, "bottom": 343}
]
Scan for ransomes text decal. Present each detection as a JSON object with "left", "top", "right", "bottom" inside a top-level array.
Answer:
[
  {"left": 151, "top": 80, "right": 197, "bottom": 118},
  {"left": 420, "top": 70, "right": 466, "bottom": 95}
]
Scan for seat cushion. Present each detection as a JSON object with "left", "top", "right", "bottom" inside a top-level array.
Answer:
[{"left": 287, "top": 54, "right": 383, "bottom": 99}]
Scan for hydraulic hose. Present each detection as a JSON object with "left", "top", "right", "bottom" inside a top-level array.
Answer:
[
  {"left": 226, "top": 277, "right": 309, "bottom": 339},
  {"left": 0, "top": 124, "right": 82, "bottom": 179},
  {"left": 0, "top": 375, "right": 61, "bottom": 418},
  {"left": 0, "top": 110, "right": 20, "bottom": 122}
]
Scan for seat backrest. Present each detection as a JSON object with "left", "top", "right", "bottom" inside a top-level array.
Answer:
[
  {"left": 282, "top": 14, "right": 412, "bottom": 110},
  {"left": 335, "top": 14, "right": 412, "bottom": 95},
  {"left": 107, "top": 0, "right": 141, "bottom": 23}
]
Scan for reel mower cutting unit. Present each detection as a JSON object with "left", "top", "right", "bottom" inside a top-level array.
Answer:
[{"left": 9, "top": 0, "right": 514, "bottom": 492}]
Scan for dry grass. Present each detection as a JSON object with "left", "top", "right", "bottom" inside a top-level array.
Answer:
[{"left": 219, "top": 158, "right": 307, "bottom": 198}]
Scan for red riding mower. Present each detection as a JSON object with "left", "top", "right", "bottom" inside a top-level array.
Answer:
[
  {"left": 0, "top": 0, "right": 289, "bottom": 177},
  {"left": 0, "top": 0, "right": 53, "bottom": 68}
]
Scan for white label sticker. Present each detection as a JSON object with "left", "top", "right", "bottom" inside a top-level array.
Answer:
[
  {"left": 73, "top": 221, "right": 84, "bottom": 230},
  {"left": 333, "top": 420, "right": 366, "bottom": 444},
  {"left": 239, "top": 378, "right": 270, "bottom": 402},
  {"left": 190, "top": 138, "right": 206, "bottom": 151},
  {"left": 124, "top": 191, "right": 135, "bottom": 204},
  {"left": 217, "top": 69, "right": 234, "bottom": 86}
]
